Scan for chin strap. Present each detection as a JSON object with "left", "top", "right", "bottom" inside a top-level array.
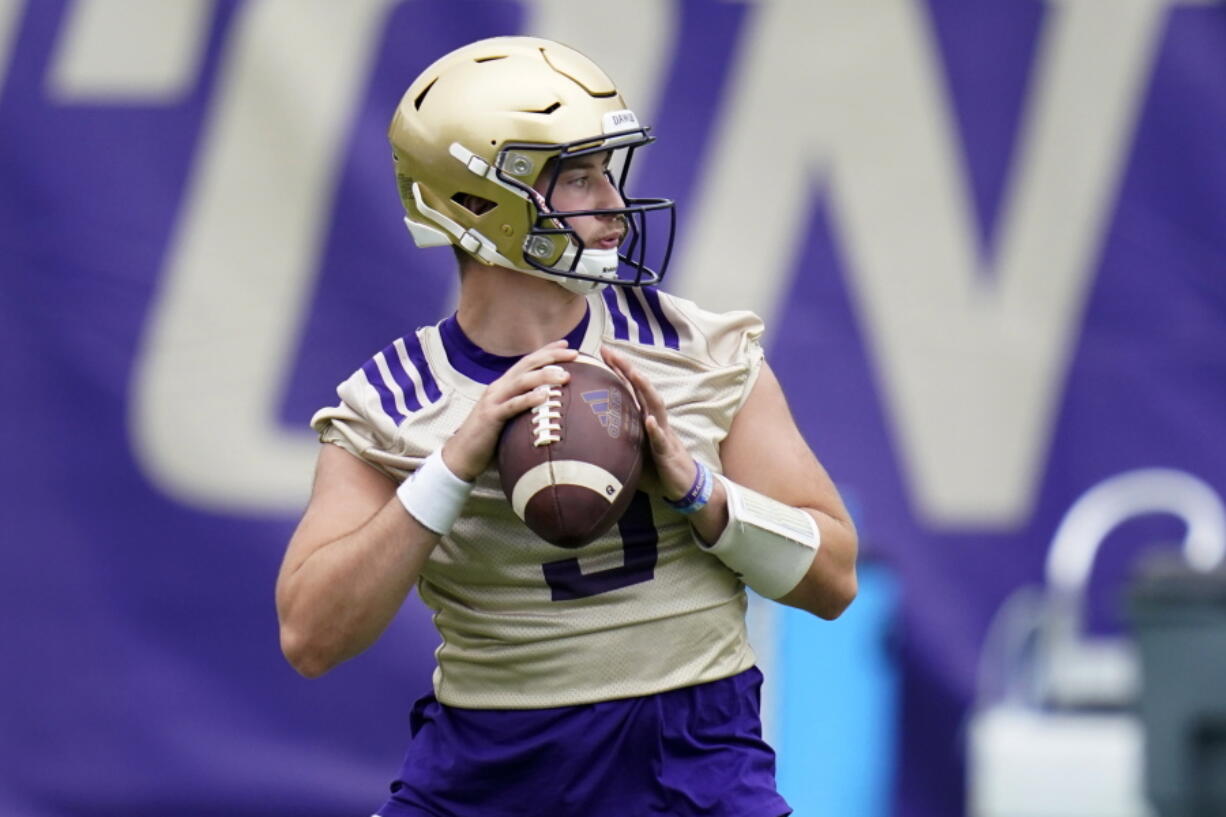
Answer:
[{"left": 550, "top": 245, "right": 618, "bottom": 293}]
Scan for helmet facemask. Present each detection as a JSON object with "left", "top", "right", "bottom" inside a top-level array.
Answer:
[{"left": 498, "top": 130, "right": 676, "bottom": 292}]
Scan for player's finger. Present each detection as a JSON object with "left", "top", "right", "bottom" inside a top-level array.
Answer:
[
  {"left": 505, "top": 363, "right": 568, "bottom": 401},
  {"left": 599, "top": 345, "right": 635, "bottom": 385},
  {"left": 599, "top": 345, "right": 625, "bottom": 374},
  {"left": 599, "top": 346, "right": 639, "bottom": 385},
  {"left": 644, "top": 414, "right": 670, "bottom": 452},
  {"left": 626, "top": 367, "right": 669, "bottom": 430},
  {"left": 644, "top": 412, "right": 684, "bottom": 459},
  {"left": 487, "top": 357, "right": 569, "bottom": 405},
  {"left": 643, "top": 416, "right": 695, "bottom": 498},
  {"left": 495, "top": 385, "right": 553, "bottom": 420},
  {"left": 494, "top": 352, "right": 567, "bottom": 396},
  {"left": 601, "top": 347, "right": 660, "bottom": 414},
  {"left": 510, "top": 341, "right": 578, "bottom": 375}
]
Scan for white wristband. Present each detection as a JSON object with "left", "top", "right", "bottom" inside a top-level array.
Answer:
[
  {"left": 396, "top": 449, "right": 474, "bottom": 536},
  {"left": 700, "top": 474, "right": 820, "bottom": 599}
]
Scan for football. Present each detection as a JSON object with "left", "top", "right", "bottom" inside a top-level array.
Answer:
[{"left": 497, "top": 353, "right": 644, "bottom": 548}]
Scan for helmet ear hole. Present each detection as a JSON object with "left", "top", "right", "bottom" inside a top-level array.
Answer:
[{"left": 452, "top": 193, "right": 496, "bottom": 215}]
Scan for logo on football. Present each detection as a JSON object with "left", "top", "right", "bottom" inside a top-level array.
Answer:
[{"left": 497, "top": 353, "right": 644, "bottom": 548}]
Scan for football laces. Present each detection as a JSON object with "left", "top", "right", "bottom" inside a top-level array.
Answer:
[{"left": 530, "top": 385, "right": 563, "bottom": 447}]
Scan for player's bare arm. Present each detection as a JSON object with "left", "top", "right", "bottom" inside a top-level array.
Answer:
[
  {"left": 720, "top": 363, "right": 858, "bottom": 619},
  {"left": 276, "top": 342, "right": 579, "bottom": 677},
  {"left": 603, "top": 346, "right": 858, "bottom": 620},
  {"left": 276, "top": 445, "right": 424, "bottom": 678}
]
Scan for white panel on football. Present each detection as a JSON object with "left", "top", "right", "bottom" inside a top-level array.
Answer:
[
  {"left": 510, "top": 460, "right": 623, "bottom": 521},
  {"left": 47, "top": 0, "right": 212, "bottom": 101}
]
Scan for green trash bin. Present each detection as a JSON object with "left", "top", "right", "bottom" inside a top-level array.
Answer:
[{"left": 1127, "top": 557, "right": 1226, "bottom": 817}]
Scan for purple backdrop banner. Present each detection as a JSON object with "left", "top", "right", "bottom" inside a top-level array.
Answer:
[{"left": 3, "top": 2, "right": 1224, "bottom": 816}]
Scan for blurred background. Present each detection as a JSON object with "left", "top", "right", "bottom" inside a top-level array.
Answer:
[{"left": 3, "top": 1, "right": 1225, "bottom": 816}]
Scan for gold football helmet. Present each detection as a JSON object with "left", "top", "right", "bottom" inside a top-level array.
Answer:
[{"left": 388, "top": 36, "right": 674, "bottom": 292}]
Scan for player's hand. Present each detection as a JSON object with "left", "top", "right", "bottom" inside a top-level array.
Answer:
[
  {"left": 442, "top": 341, "right": 579, "bottom": 482},
  {"left": 600, "top": 346, "right": 697, "bottom": 501}
]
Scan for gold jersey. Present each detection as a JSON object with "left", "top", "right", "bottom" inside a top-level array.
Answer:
[{"left": 311, "top": 287, "right": 764, "bottom": 708}]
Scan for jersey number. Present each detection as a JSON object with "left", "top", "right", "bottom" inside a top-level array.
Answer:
[{"left": 542, "top": 492, "right": 658, "bottom": 601}]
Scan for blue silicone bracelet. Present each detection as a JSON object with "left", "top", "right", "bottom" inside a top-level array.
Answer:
[{"left": 667, "top": 460, "right": 714, "bottom": 515}]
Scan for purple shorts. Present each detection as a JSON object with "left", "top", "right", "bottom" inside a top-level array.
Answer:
[{"left": 375, "top": 667, "right": 791, "bottom": 817}]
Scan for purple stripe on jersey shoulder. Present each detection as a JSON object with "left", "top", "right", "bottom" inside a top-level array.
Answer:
[
  {"left": 640, "top": 287, "right": 680, "bottom": 350},
  {"left": 602, "top": 287, "right": 630, "bottom": 341},
  {"left": 360, "top": 357, "right": 406, "bottom": 425},
  {"left": 385, "top": 342, "right": 423, "bottom": 414},
  {"left": 621, "top": 287, "right": 655, "bottom": 345},
  {"left": 439, "top": 308, "right": 591, "bottom": 385},
  {"left": 403, "top": 333, "right": 442, "bottom": 403}
]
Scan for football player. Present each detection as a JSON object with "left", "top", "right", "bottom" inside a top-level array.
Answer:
[{"left": 275, "top": 36, "right": 858, "bottom": 817}]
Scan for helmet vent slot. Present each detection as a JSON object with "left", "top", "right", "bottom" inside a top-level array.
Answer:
[
  {"left": 413, "top": 78, "right": 438, "bottom": 110},
  {"left": 451, "top": 193, "right": 496, "bottom": 215},
  {"left": 522, "top": 102, "right": 561, "bottom": 115},
  {"left": 474, "top": 55, "right": 507, "bottom": 63}
]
